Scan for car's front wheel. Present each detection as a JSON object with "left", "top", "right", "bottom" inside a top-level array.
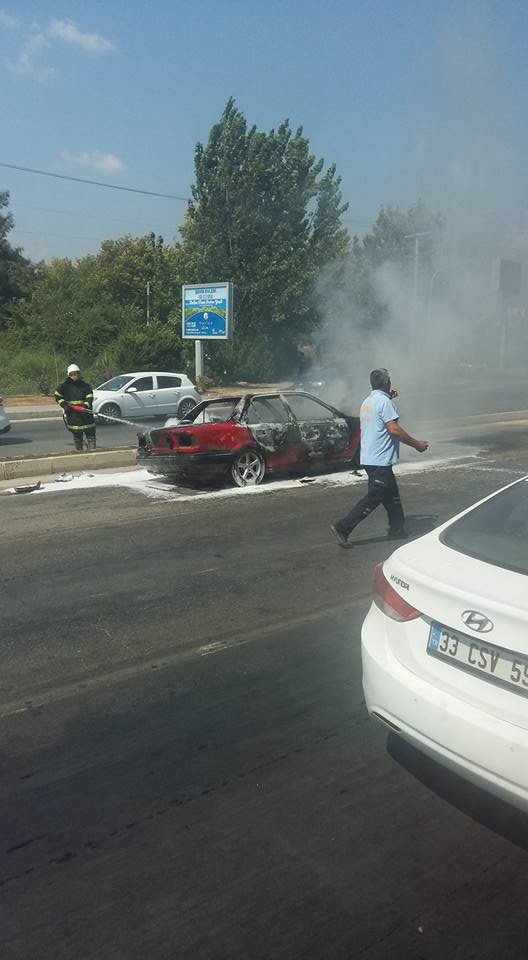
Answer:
[
  {"left": 97, "top": 402, "right": 122, "bottom": 424},
  {"left": 230, "top": 449, "right": 266, "bottom": 487}
]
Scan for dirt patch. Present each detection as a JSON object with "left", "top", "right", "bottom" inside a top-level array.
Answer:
[{"left": 4, "top": 395, "right": 56, "bottom": 406}]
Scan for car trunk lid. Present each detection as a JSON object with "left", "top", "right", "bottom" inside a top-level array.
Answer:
[{"left": 381, "top": 534, "right": 528, "bottom": 727}]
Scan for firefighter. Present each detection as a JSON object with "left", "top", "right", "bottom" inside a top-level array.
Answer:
[{"left": 54, "top": 364, "right": 96, "bottom": 451}]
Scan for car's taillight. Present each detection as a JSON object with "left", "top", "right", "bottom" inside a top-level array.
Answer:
[{"left": 372, "top": 563, "right": 420, "bottom": 622}]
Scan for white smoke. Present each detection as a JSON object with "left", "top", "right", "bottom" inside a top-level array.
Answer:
[{"left": 309, "top": 5, "right": 528, "bottom": 421}]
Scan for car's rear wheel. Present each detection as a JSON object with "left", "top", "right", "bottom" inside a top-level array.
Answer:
[
  {"left": 177, "top": 397, "right": 198, "bottom": 419},
  {"left": 98, "top": 402, "right": 121, "bottom": 424},
  {"left": 230, "top": 449, "right": 266, "bottom": 487}
]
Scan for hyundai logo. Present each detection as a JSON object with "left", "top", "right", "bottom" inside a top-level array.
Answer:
[{"left": 461, "top": 610, "right": 494, "bottom": 633}]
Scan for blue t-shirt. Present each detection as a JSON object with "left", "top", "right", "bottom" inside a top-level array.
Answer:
[{"left": 360, "top": 390, "right": 400, "bottom": 466}]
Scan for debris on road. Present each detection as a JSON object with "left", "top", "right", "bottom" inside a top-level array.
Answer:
[
  {"left": 55, "top": 473, "right": 74, "bottom": 483},
  {"left": 14, "top": 481, "right": 42, "bottom": 494}
]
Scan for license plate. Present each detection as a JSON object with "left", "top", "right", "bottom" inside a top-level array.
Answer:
[{"left": 427, "top": 622, "right": 528, "bottom": 698}]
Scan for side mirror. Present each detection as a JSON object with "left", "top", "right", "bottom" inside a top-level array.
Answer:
[{"left": 126, "top": 386, "right": 138, "bottom": 393}]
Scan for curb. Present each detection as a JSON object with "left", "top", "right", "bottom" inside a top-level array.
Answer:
[
  {"left": 7, "top": 409, "right": 63, "bottom": 421},
  {"left": 0, "top": 448, "right": 136, "bottom": 482}
]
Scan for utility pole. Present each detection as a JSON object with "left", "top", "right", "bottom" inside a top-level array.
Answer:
[
  {"left": 427, "top": 269, "right": 444, "bottom": 328},
  {"left": 499, "top": 291, "right": 508, "bottom": 370},
  {"left": 195, "top": 340, "right": 204, "bottom": 380},
  {"left": 146, "top": 280, "right": 150, "bottom": 326},
  {"left": 404, "top": 231, "right": 433, "bottom": 348}
]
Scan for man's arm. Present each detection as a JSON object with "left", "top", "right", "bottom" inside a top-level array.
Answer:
[
  {"left": 54, "top": 387, "right": 65, "bottom": 408},
  {"left": 386, "top": 419, "right": 428, "bottom": 453}
]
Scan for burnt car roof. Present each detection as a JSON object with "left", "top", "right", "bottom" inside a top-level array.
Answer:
[{"left": 198, "top": 391, "right": 353, "bottom": 416}]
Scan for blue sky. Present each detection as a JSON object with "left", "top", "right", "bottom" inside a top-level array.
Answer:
[{"left": 1, "top": 0, "right": 527, "bottom": 262}]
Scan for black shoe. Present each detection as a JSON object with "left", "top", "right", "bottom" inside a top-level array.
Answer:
[
  {"left": 331, "top": 524, "right": 353, "bottom": 548},
  {"left": 387, "top": 529, "right": 408, "bottom": 540}
]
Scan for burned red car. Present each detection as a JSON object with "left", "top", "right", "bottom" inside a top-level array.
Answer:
[{"left": 137, "top": 392, "right": 360, "bottom": 486}]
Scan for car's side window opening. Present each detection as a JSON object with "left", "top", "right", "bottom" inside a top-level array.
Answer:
[
  {"left": 132, "top": 377, "right": 153, "bottom": 392},
  {"left": 246, "top": 398, "right": 289, "bottom": 424}
]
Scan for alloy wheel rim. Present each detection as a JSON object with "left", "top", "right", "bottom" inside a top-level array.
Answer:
[{"left": 236, "top": 452, "right": 263, "bottom": 482}]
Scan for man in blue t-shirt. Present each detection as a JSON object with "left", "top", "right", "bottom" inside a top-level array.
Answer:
[{"left": 331, "top": 368, "right": 429, "bottom": 548}]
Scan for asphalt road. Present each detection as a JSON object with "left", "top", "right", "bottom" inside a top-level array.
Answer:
[
  {"left": 2, "top": 429, "right": 528, "bottom": 959},
  {"left": 3, "top": 377, "right": 528, "bottom": 460},
  {"left": 0, "top": 415, "right": 149, "bottom": 459}
]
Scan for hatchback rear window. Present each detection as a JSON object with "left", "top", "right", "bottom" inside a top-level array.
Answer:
[
  {"left": 441, "top": 479, "right": 528, "bottom": 576},
  {"left": 157, "top": 376, "right": 182, "bottom": 389}
]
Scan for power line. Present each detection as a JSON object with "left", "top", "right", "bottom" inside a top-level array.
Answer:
[
  {"left": 0, "top": 161, "right": 190, "bottom": 202},
  {"left": 15, "top": 229, "right": 106, "bottom": 242},
  {"left": 14, "top": 201, "right": 178, "bottom": 232}
]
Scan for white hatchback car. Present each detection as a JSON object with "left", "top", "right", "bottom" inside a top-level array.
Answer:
[
  {"left": 0, "top": 396, "right": 11, "bottom": 437},
  {"left": 93, "top": 372, "right": 201, "bottom": 423},
  {"left": 362, "top": 475, "right": 528, "bottom": 812}
]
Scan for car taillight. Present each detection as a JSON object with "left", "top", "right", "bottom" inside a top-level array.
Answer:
[{"left": 372, "top": 563, "right": 420, "bottom": 622}]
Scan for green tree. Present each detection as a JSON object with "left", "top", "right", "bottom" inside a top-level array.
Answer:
[
  {"left": 0, "top": 191, "right": 36, "bottom": 328},
  {"left": 7, "top": 233, "right": 187, "bottom": 376},
  {"left": 110, "top": 321, "right": 193, "bottom": 374},
  {"left": 180, "top": 99, "right": 349, "bottom": 378},
  {"left": 91, "top": 233, "right": 184, "bottom": 326}
]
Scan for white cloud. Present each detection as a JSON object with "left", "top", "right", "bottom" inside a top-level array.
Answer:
[
  {"left": 0, "top": 10, "right": 19, "bottom": 28},
  {"left": 48, "top": 18, "right": 114, "bottom": 53},
  {"left": 61, "top": 151, "right": 127, "bottom": 175},
  {"left": 6, "top": 30, "right": 54, "bottom": 82},
  {"left": 3, "top": 15, "right": 114, "bottom": 82}
]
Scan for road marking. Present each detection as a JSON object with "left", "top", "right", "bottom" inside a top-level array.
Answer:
[{"left": 8, "top": 417, "right": 63, "bottom": 424}]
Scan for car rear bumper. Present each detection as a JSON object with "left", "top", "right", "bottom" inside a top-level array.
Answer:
[
  {"left": 361, "top": 603, "right": 528, "bottom": 812},
  {"left": 137, "top": 449, "right": 233, "bottom": 479}
]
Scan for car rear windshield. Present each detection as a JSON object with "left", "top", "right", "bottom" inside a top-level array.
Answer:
[
  {"left": 188, "top": 400, "right": 239, "bottom": 424},
  {"left": 441, "top": 478, "right": 528, "bottom": 576},
  {"left": 97, "top": 375, "right": 134, "bottom": 391}
]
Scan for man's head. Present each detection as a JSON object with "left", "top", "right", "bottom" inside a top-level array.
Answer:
[
  {"left": 370, "top": 368, "right": 391, "bottom": 393},
  {"left": 67, "top": 363, "right": 81, "bottom": 380}
]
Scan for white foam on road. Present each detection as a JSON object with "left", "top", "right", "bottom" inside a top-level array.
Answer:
[{"left": 3, "top": 441, "right": 481, "bottom": 502}]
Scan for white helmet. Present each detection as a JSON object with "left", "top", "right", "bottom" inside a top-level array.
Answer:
[{"left": 67, "top": 364, "right": 81, "bottom": 375}]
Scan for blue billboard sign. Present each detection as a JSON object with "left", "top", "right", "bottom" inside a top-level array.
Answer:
[{"left": 182, "top": 282, "right": 233, "bottom": 339}]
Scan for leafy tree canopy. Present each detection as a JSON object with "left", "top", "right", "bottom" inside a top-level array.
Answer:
[
  {"left": 0, "top": 191, "right": 37, "bottom": 328},
  {"left": 179, "top": 98, "right": 349, "bottom": 377}
]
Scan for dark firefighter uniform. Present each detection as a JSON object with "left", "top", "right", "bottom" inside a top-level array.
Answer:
[{"left": 54, "top": 376, "right": 96, "bottom": 450}]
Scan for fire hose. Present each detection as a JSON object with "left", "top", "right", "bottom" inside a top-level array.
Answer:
[{"left": 64, "top": 403, "right": 145, "bottom": 430}]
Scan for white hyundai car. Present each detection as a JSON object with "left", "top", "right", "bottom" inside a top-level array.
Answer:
[
  {"left": 93, "top": 372, "right": 201, "bottom": 423},
  {"left": 0, "top": 396, "right": 11, "bottom": 437},
  {"left": 362, "top": 475, "right": 528, "bottom": 812}
]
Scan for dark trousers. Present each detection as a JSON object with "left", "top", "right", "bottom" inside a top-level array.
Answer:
[
  {"left": 337, "top": 465, "right": 405, "bottom": 537},
  {"left": 68, "top": 425, "right": 96, "bottom": 449}
]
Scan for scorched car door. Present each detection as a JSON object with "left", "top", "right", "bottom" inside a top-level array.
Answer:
[
  {"left": 244, "top": 397, "right": 304, "bottom": 469},
  {"left": 283, "top": 394, "right": 350, "bottom": 464}
]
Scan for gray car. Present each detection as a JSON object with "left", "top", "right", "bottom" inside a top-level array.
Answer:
[
  {"left": 93, "top": 371, "right": 201, "bottom": 423},
  {"left": 0, "top": 396, "right": 11, "bottom": 436}
]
